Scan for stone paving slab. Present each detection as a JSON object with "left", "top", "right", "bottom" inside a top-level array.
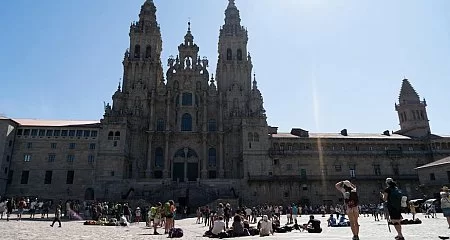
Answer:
[{"left": 0, "top": 213, "right": 449, "bottom": 240}]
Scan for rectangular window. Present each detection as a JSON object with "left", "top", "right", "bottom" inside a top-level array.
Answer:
[
  {"left": 208, "top": 120, "right": 217, "bottom": 132},
  {"left": 89, "top": 143, "right": 96, "bottom": 150},
  {"left": 113, "top": 141, "right": 118, "bottom": 147},
  {"left": 24, "top": 154, "right": 31, "bottom": 162},
  {"left": 88, "top": 155, "right": 95, "bottom": 163},
  {"left": 66, "top": 171, "right": 74, "bottom": 184},
  {"left": 350, "top": 169, "right": 356, "bottom": 178},
  {"left": 44, "top": 171, "right": 52, "bottom": 184},
  {"left": 53, "top": 130, "right": 60, "bottom": 137},
  {"left": 67, "top": 154, "right": 74, "bottom": 163},
  {"left": 76, "top": 130, "right": 83, "bottom": 137},
  {"left": 334, "top": 165, "right": 342, "bottom": 172},
  {"left": 91, "top": 131, "right": 98, "bottom": 137},
  {"left": 156, "top": 119, "right": 165, "bottom": 131},
  {"left": 373, "top": 164, "right": 381, "bottom": 176},
  {"left": 4, "top": 167, "right": 7, "bottom": 174},
  {"left": 17, "top": 129, "right": 23, "bottom": 136},
  {"left": 83, "top": 130, "right": 90, "bottom": 137},
  {"left": 430, "top": 173, "right": 436, "bottom": 181},
  {"left": 61, "top": 130, "right": 68, "bottom": 136},
  {"left": 27, "top": 142, "right": 32, "bottom": 149},
  {"left": 46, "top": 130, "right": 53, "bottom": 137},
  {"left": 273, "top": 159, "right": 279, "bottom": 165},
  {"left": 111, "top": 171, "right": 115, "bottom": 177},
  {"left": 69, "top": 143, "right": 76, "bottom": 149},
  {"left": 20, "top": 171, "right": 29, "bottom": 184},
  {"left": 38, "top": 129, "right": 45, "bottom": 136},
  {"left": 24, "top": 129, "right": 30, "bottom": 136},
  {"left": 7, "top": 170, "right": 13, "bottom": 184},
  {"left": 182, "top": 92, "right": 193, "bottom": 106},
  {"left": 68, "top": 130, "right": 75, "bottom": 137},
  {"left": 286, "top": 164, "right": 292, "bottom": 170},
  {"left": 31, "top": 129, "right": 38, "bottom": 136},
  {"left": 51, "top": 143, "right": 57, "bottom": 149},
  {"left": 447, "top": 171, "right": 450, "bottom": 183},
  {"left": 48, "top": 154, "right": 56, "bottom": 162},
  {"left": 300, "top": 169, "right": 307, "bottom": 179}
]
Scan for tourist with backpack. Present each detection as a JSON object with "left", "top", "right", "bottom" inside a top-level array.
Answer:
[
  {"left": 382, "top": 177, "right": 406, "bottom": 240},
  {"left": 335, "top": 180, "right": 360, "bottom": 240}
]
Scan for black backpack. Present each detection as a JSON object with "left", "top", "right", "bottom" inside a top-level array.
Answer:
[{"left": 169, "top": 228, "right": 183, "bottom": 238}]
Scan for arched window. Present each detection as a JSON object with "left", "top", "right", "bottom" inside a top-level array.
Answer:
[
  {"left": 208, "top": 119, "right": 217, "bottom": 132},
  {"left": 237, "top": 49, "right": 243, "bottom": 61},
  {"left": 248, "top": 132, "right": 253, "bottom": 142},
  {"left": 145, "top": 45, "right": 151, "bottom": 58},
  {"left": 226, "top": 48, "right": 232, "bottom": 60},
  {"left": 155, "top": 147, "right": 164, "bottom": 167},
  {"left": 108, "top": 131, "right": 113, "bottom": 140},
  {"left": 134, "top": 44, "right": 141, "bottom": 58},
  {"left": 208, "top": 148, "right": 217, "bottom": 167},
  {"left": 181, "top": 113, "right": 192, "bottom": 131},
  {"left": 156, "top": 119, "right": 165, "bottom": 131},
  {"left": 254, "top": 133, "right": 259, "bottom": 142},
  {"left": 182, "top": 92, "right": 193, "bottom": 106}
]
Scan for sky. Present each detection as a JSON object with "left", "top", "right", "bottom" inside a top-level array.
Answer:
[{"left": 1, "top": 0, "right": 450, "bottom": 134}]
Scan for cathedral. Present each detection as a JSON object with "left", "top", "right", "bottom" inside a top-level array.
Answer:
[{"left": 1, "top": 0, "right": 449, "bottom": 207}]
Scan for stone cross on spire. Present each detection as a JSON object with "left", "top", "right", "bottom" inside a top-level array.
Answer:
[{"left": 228, "top": 0, "right": 236, "bottom": 8}]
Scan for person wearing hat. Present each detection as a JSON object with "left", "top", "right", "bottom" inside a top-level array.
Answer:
[
  {"left": 440, "top": 186, "right": 450, "bottom": 228},
  {"left": 335, "top": 180, "right": 359, "bottom": 240},
  {"left": 135, "top": 206, "right": 141, "bottom": 224},
  {"left": 382, "top": 178, "right": 405, "bottom": 240}
]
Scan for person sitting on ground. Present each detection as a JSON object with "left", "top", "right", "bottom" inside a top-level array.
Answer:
[
  {"left": 303, "top": 215, "right": 322, "bottom": 233},
  {"left": 259, "top": 215, "right": 274, "bottom": 237},
  {"left": 231, "top": 215, "right": 250, "bottom": 236},
  {"left": 338, "top": 215, "right": 350, "bottom": 226},
  {"left": 211, "top": 215, "right": 226, "bottom": 237},
  {"left": 328, "top": 214, "right": 337, "bottom": 227}
]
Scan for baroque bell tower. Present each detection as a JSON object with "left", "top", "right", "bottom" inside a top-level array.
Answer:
[{"left": 395, "top": 78, "right": 431, "bottom": 138}]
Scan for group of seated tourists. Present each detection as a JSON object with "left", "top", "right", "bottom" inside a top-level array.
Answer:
[{"left": 327, "top": 214, "right": 350, "bottom": 227}]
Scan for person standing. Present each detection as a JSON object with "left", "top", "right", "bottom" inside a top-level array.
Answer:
[
  {"left": 336, "top": 180, "right": 360, "bottom": 240},
  {"left": 382, "top": 178, "right": 405, "bottom": 240},
  {"left": 441, "top": 186, "right": 450, "bottom": 228},
  {"left": 50, "top": 205, "right": 62, "bottom": 227}
]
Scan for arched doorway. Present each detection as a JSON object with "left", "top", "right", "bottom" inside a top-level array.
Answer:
[
  {"left": 173, "top": 148, "right": 199, "bottom": 182},
  {"left": 85, "top": 188, "right": 94, "bottom": 201}
]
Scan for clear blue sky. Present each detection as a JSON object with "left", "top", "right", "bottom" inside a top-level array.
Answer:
[{"left": 1, "top": 0, "right": 450, "bottom": 134}]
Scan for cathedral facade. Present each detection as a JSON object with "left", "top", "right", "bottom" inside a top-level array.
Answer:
[{"left": 1, "top": 0, "right": 449, "bottom": 207}]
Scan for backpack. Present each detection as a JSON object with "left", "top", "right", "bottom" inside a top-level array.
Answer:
[
  {"left": 388, "top": 187, "right": 407, "bottom": 209},
  {"left": 168, "top": 228, "right": 183, "bottom": 238}
]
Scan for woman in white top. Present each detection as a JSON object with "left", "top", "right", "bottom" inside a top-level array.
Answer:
[{"left": 211, "top": 216, "right": 226, "bottom": 236}]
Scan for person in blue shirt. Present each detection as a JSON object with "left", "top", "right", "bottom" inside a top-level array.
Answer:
[{"left": 327, "top": 214, "right": 337, "bottom": 226}]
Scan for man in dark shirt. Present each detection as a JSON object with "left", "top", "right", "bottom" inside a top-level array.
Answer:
[{"left": 304, "top": 215, "right": 322, "bottom": 233}]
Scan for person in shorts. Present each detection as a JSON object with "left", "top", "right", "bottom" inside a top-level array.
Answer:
[
  {"left": 383, "top": 178, "right": 404, "bottom": 240},
  {"left": 336, "top": 180, "right": 360, "bottom": 240},
  {"left": 440, "top": 186, "right": 450, "bottom": 228}
]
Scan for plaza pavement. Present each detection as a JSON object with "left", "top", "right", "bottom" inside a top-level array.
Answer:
[{"left": 0, "top": 213, "right": 448, "bottom": 240}]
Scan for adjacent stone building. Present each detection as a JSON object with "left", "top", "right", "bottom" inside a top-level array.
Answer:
[{"left": 1, "top": 0, "right": 449, "bottom": 207}]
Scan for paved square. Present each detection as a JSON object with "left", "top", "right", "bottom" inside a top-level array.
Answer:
[{"left": 0, "top": 213, "right": 448, "bottom": 239}]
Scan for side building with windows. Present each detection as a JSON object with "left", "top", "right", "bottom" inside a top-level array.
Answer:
[{"left": 3, "top": 119, "right": 100, "bottom": 200}]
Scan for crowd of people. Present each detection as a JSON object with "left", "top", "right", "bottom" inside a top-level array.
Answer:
[{"left": 0, "top": 177, "right": 448, "bottom": 239}]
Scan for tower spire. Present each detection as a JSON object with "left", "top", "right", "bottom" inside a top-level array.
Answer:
[
  {"left": 139, "top": 0, "right": 157, "bottom": 24},
  {"left": 225, "top": 0, "right": 241, "bottom": 25},
  {"left": 398, "top": 78, "right": 420, "bottom": 104}
]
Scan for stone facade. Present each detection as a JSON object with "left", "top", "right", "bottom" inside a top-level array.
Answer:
[{"left": 1, "top": 0, "right": 450, "bottom": 207}]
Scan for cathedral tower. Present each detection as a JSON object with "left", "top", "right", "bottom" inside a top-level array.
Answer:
[{"left": 395, "top": 78, "right": 431, "bottom": 138}]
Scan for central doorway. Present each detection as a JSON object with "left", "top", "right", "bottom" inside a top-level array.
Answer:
[{"left": 172, "top": 148, "right": 199, "bottom": 182}]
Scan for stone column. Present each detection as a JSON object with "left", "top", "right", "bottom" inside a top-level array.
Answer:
[
  {"left": 146, "top": 133, "right": 153, "bottom": 178},
  {"left": 202, "top": 134, "right": 208, "bottom": 179},
  {"left": 164, "top": 132, "right": 170, "bottom": 179},
  {"left": 219, "top": 133, "right": 224, "bottom": 178}
]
